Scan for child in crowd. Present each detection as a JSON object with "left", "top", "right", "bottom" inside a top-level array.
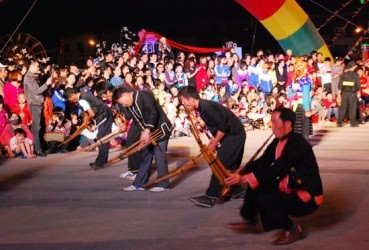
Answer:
[
  {"left": 248, "top": 106, "right": 268, "bottom": 130},
  {"left": 235, "top": 61, "right": 248, "bottom": 89},
  {"left": 77, "top": 120, "right": 98, "bottom": 151},
  {"left": 204, "top": 83, "right": 216, "bottom": 101},
  {"left": 247, "top": 86, "right": 258, "bottom": 104},
  {"left": 323, "top": 92, "right": 339, "bottom": 122},
  {"left": 173, "top": 109, "right": 191, "bottom": 137},
  {"left": 164, "top": 61, "right": 176, "bottom": 88},
  {"left": 163, "top": 93, "right": 177, "bottom": 125},
  {"left": 9, "top": 128, "right": 36, "bottom": 158},
  {"left": 12, "top": 93, "right": 32, "bottom": 127},
  {"left": 238, "top": 95, "right": 249, "bottom": 110},
  {"left": 174, "top": 63, "right": 188, "bottom": 88},
  {"left": 153, "top": 80, "right": 166, "bottom": 106},
  {"left": 214, "top": 55, "right": 230, "bottom": 86},
  {"left": 311, "top": 91, "right": 326, "bottom": 123}
]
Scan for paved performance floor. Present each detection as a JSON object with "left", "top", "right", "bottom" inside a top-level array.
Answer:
[{"left": 1, "top": 123, "right": 369, "bottom": 249}]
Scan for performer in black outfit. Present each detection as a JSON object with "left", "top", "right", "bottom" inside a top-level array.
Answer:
[
  {"left": 225, "top": 108, "right": 323, "bottom": 245},
  {"left": 116, "top": 106, "right": 142, "bottom": 179},
  {"left": 337, "top": 61, "right": 361, "bottom": 127},
  {"left": 65, "top": 88, "right": 113, "bottom": 169},
  {"left": 113, "top": 86, "right": 172, "bottom": 192},
  {"left": 178, "top": 86, "right": 246, "bottom": 207},
  {"left": 96, "top": 82, "right": 141, "bottom": 179}
]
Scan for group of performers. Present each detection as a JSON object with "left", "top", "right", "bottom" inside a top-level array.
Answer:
[{"left": 64, "top": 80, "right": 322, "bottom": 245}]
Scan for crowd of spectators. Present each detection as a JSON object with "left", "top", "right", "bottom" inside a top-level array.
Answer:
[{"left": 0, "top": 41, "right": 369, "bottom": 159}]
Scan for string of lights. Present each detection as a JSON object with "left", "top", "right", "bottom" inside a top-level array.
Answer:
[
  {"left": 331, "top": 0, "right": 369, "bottom": 43},
  {"left": 316, "top": 0, "right": 354, "bottom": 31}
]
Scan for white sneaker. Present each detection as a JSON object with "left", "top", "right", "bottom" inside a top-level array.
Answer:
[
  {"left": 149, "top": 187, "right": 169, "bottom": 192},
  {"left": 119, "top": 171, "right": 137, "bottom": 180},
  {"left": 123, "top": 185, "right": 145, "bottom": 191}
]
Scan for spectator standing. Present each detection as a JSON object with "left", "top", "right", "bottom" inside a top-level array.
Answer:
[
  {"left": 214, "top": 55, "right": 230, "bottom": 86},
  {"left": 195, "top": 56, "right": 209, "bottom": 92},
  {"left": 23, "top": 60, "right": 52, "bottom": 157},
  {"left": 331, "top": 57, "right": 344, "bottom": 98},
  {"left": 164, "top": 61, "right": 176, "bottom": 88},
  {"left": 235, "top": 61, "right": 248, "bottom": 89},
  {"left": 3, "top": 70, "right": 24, "bottom": 110},
  {"left": 184, "top": 57, "right": 200, "bottom": 88},
  {"left": 320, "top": 57, "right": 332, "bottom": 93},
  {"left": 276, "top": 59, "right": 288, "bottom": 92},
  {"left": 109, "top": 65, "right": 124, "bottom": 87},
  {"left": 337, "top": 61, "right": 361, "bottom": 127}
]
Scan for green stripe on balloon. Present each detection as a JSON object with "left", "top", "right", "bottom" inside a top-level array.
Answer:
[{"left": 278, "top": 19, "right": 325, "bottom": 55}]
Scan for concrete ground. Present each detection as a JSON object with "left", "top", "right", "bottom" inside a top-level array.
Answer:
[{"left": 0, "top": 122, "right": 369, "bottom": 249}]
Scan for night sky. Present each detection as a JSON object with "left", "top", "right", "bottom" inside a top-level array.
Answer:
[{"left": 0, "top": 0, "right": 368, "bottom": 54}]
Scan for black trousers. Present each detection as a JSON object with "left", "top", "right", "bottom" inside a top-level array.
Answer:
[
  {"left": 125, "top": 123, "right": 141, "bottom": 173},
  {"left": 338, "top": 92, "right": 358, "bottom": 126},
  {"left": 95, "top": 116, "right": 113, "bottom": 165},
  {"left": 205, "top": 132, "right": 246, "bottom": 198},
  {"left": 240, "top": 186, "right": 319, "bottom": 231}
]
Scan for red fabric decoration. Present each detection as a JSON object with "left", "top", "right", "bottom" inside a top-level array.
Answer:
[{"left": 133, "top": 30, "right": 230, "bottom": 55}]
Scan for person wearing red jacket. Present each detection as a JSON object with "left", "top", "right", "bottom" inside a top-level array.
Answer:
[
  {"left": 196, "top": 56, "right": 209, "bottom": 92},
  {"left": 12, "top": 93, "right": 32, "bottom": 127}
]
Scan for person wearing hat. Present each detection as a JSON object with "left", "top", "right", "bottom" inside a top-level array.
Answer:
[
  {"left": 0, "top": 62, "right": 8, "bottom": 98},
  {"left": 336, "top": 61, "right": 361, "bottom": 127}
]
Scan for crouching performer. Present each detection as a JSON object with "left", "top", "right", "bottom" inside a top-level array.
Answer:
[{"left": 225, "top": 107, "right": 323, "bottom": 245}]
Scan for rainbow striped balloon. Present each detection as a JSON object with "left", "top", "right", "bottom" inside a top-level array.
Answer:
[{"left": 236, "top": 0, "right": 332, "bottom": 58}]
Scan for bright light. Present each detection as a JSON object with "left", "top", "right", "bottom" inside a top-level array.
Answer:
[
  {"left": 88, "top": 39, "right": 95, "bottom": 46},
  {"left": 355, "top": 27, "right": 363, "bottom": 33}
]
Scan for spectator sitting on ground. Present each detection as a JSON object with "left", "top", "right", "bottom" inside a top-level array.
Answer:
[
  {"left": 322, "top": 92, "right": 338, "bottom": 122},
  {"left": 9, "top": 128, "right": 36, "bottom": 158},
  {"left": 44, "top": 107, "right": 71, "bottom": 154},
  {"left": 0, "top": 113, "right": 34, "bottom": 158},
  {"left": 173, "top": 109, "right": 191, "bottom": 138}
]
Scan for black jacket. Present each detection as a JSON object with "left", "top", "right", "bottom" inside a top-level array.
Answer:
[
  {"left": 79, "top": 93, "right": 113, "bottom": 125},
  {"left": 247, "top": 132, "right": 323, "bottom": 197},
  {"left": 125, "top": 90, "right": 172, "bottom": 142},
  {"left": 198, "top": 99, "right": 245, "bottom": 138}
]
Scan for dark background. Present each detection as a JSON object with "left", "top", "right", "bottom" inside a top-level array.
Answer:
[{"left": 0, "top": 0, "right": 368, "bottom": 55}]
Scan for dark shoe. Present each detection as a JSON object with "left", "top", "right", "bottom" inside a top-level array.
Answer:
[
  {"left": 36, "top": 151, "right": 47, "bottom": 157},
  {"left": 60, "top": 149, "right": 69, "bottom": 154},
  {"left": 188, "top": 195, "right": 214, "bottom": 208},
  {"left": 89, "top": 162, "right": 104, "bottom": 170},
  {"left": 350, "top": 124, "right": 359, "bottom": 127},
  {"left": 336, "top": 123, "right": 343, "bottom": 127},
  {"left": 272, "top": 225, "right": 302, "bottom": 245}
]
